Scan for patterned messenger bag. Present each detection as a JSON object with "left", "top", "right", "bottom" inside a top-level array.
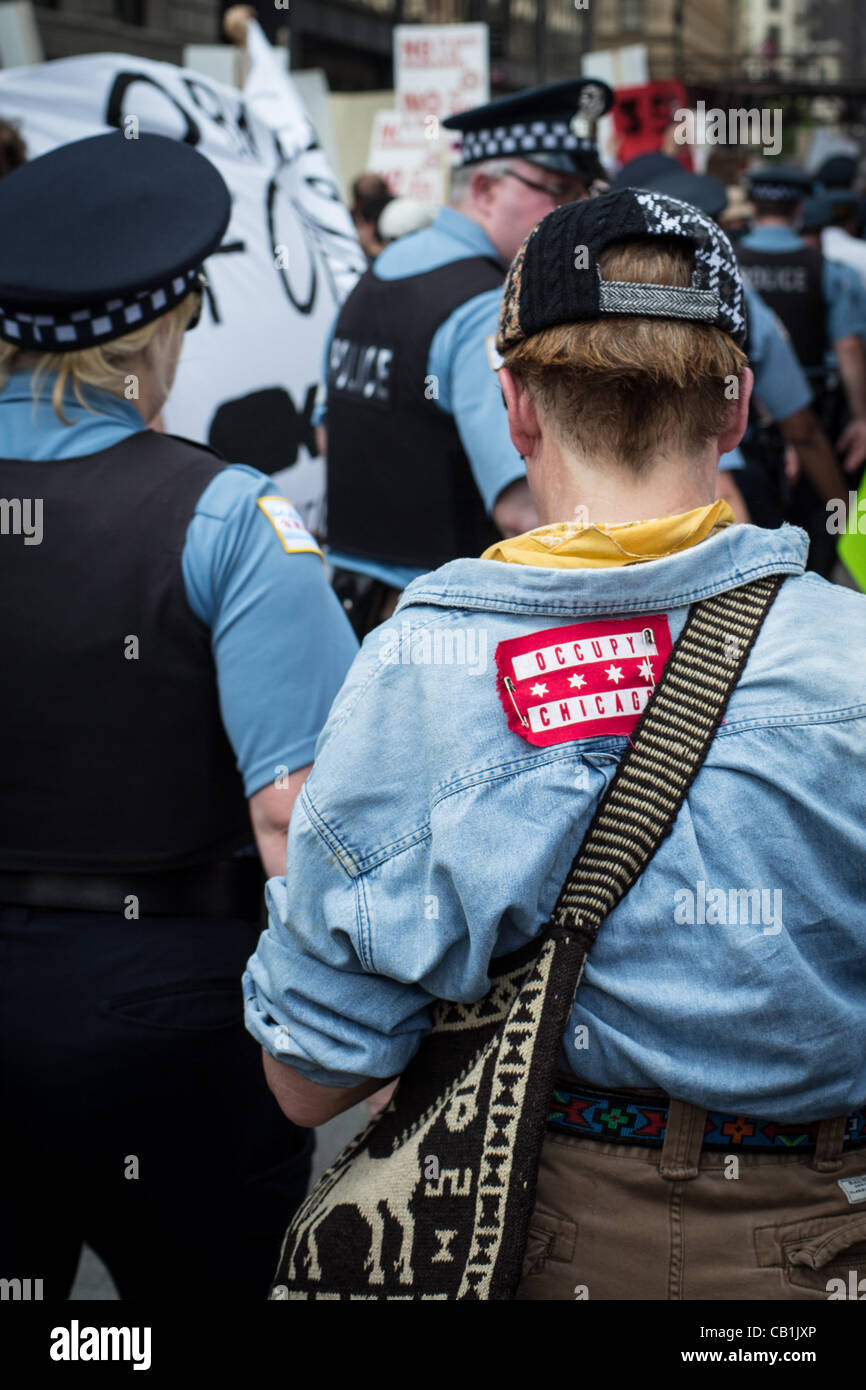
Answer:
[{"left": 270, "top": 574, "right": 785, "bottom": 1301}]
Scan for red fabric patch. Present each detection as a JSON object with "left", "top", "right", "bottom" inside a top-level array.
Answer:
[{"left": 495, "top": 614, "right": 673, "bottom": 747}]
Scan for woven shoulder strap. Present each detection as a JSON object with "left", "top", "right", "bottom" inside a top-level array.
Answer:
[{"left": 546, "top": 574, "right": 785, "bottom": 973}]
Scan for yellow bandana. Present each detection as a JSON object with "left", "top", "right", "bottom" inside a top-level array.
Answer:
[{"left": 482, "top": 500, "right": 736, "bottom": 569}]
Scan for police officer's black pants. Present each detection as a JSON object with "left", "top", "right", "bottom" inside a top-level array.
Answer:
[{"left": 0, "top": 907, "right": 312, "bottom": 1301}]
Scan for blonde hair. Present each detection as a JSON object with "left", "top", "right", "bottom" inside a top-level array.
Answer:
[
  {"left": 503, "top": 238, "right": 748, "bottom": 475},
  {"left": 0, "top": 294, "right": 198, "bottom": 424}
]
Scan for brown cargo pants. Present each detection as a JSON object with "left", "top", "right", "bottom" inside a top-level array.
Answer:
[{"left": 515, "top": 1086, "right": 866, "bottom": 1301}]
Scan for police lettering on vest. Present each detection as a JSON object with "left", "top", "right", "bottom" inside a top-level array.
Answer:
[
  {"left": 328, "top": 337, "right": 393, "bottom": 405},
  {"left": 737, "top": 245, "right": 827, "bottom": 372}
]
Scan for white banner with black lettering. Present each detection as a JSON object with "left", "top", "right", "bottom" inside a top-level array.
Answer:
[{"left": 0, "top": 23, "right": 365, "bottom": 530}]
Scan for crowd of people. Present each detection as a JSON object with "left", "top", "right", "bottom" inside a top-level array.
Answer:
[{"left": 0, "top": 65, "right": 864, "bottom": 1304}]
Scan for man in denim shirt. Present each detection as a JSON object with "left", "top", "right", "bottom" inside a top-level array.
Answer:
[{"left": 246, "top": 190, "right": 866, "bottom": 1300}]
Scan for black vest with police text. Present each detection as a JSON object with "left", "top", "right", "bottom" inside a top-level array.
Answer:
[
  {"left": 736, "top": 244, "right": 827, "bottom": 372},
  {"left": 0, "top": 431, "right": 251, "bottom": 873},
  {"left": 326, "top": 257, "right": 505, "bottom": 571}
]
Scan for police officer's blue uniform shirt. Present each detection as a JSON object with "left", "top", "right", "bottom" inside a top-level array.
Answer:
[
  {"left": 322, "top": 208, "right": 525, "bottom": 587},
  {"left": 0, "top": 372, "right": 358, "bottom": 795},
  {"left": 244, "top": 525, "right": 866, "bottom": 1121},
  {"left": 740, "top": 224, "right": 866, "bottom": 346},
  {"left": 718, "top": 283, "right": 813, "bottom": 473}
]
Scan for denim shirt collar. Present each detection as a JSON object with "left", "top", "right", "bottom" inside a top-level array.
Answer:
[{"left": 397, "top": 523, "right": 809, "bottom": 618}]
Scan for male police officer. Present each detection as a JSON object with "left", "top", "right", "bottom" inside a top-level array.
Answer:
[
  {"left": 738, "top": 165, "right": 866, "bottom": 472},
  {"left": 323, "top": 77, "right": 613, "bottom": 635},
  {"left": 0, "top": 133, "right": 357, "bottom": 1300}
]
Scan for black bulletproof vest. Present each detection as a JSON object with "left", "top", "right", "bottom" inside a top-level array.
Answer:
[
  {"left": 326, "top": 256, "right": 506, "bottom": 570},
  {"left": 0, "top": 431, "right": 251, "bottom": 873},
  {"left": 737, "top": 244, "right": 827, "bottom": 371}
]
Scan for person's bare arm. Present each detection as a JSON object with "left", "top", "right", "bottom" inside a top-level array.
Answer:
[
  {"left": 832, "top": 335, "right": 866, "bottom": 472},
  {"left": 247, "top": 764, "right": 312, "bottom": 879},
  {"left": 492, "top": 476, "right": 538, "bottom": 537},
  {"left": 777, "top": 407, "right": 847, "bottom": 504},
  {"left": 262, "top": 1051, "right": 394, "bottom": 1128},
  {"left": 835, "top": 334, "right": 866, "bottom": 417}
]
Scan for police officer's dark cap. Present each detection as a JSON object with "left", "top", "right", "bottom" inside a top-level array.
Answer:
[
  {"left": 807, "top": 187, "right": 860, "bottom": 225},
  {"left": 640, "top": 168, "right": 728, "bottom": 221},
  {"left": 746, "top": 163, "right": 811, "bottom": 204},
  {"left": 497, "top": 188, "right": 747, "bottom": 353},
  {"left": 814, "top": 153, "right": 858, "bottom": 191},
  {"left": 443, "top": 78, "right": 614, "bottom": 181},
  {"left": 0, "top": 131, "right": 231, "bottom": 351},
  {"left": 608, "top": 151, "right": 680, "bottom": 193},
  {"left": 799, "top": 195, "right": 833, "bottom": 235}
]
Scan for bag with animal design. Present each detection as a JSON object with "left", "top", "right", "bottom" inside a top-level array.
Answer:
[{"left": 269, "top": 576, "right": 784, "bottom": 1300}]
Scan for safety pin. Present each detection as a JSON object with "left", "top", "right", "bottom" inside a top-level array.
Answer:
[
  {"left": 504, "top": 677, "right": 529, "bottom": 728},
  {"left": 642, "top": 627, "right": 657, "bottom": 690}
]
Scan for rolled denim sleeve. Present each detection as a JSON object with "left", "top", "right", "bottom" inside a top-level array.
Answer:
[{"left": 243, "top": 789, "right": 437, "bottom": 1086}]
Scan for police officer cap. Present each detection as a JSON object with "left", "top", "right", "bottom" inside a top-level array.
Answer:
[
  {"left": 799, "top": 195, "right": 833, "bottom": 234},
  {"left": 0, "top": 131, "right": 231, "bottom": 351},
  {"left": 814, "top": 153, "right": 858, "bottom": 190},
  {"left": 608, "top": 151, "right": 680, "bottom": 193},
  {"left": 497, "top": 187, "right": 746, "bottom": 353},
  {"left": 640, "top": 168, "right": 728, "bottom": 220},
  {"left": 746, "top": 163, "right": 811, "bottom": 204},
  {"left": 817, "top": 188, "right": 860, "bottom": 221},
  {"left": 443, "top": 77, "right": 614, "bottom": 181}
]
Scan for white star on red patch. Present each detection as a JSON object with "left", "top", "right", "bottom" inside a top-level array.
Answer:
[
  {"left": 529, "top": 682, "right": 548, "bottom": 698},
  {"left": 637, "top": 658, "right": 654, "bottom": 681},
  {"left": 604, "top": 664, "right": 624, "bottom": 684},
  {"left": 568, "top": 673, "right": 586, "bottom": 689}
]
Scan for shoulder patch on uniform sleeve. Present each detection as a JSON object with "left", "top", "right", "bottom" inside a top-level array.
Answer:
[
  {"left": 256, "top": 496, "right": 322, "bottom": 557},
  {"left": 495, "top": 615, "right": 673, "bottom": 747}
]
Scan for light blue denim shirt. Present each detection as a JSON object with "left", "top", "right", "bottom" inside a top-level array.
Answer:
[{"left": 244, "top": 522, "right": 866, "bottom": 1122}]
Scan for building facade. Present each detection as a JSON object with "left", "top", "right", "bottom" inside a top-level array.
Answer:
[
  {"left": 34, "top": 0, "right": 220, "bottom": 63},
  {"left": 589, "top": 0, "right": 741, "bottom": 83},
  {"left": 282, "top": 1, "right": 591, "bottom": 91}
]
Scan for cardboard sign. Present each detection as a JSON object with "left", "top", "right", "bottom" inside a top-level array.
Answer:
[
  {"left": 612, "top": 80, "right": 692, "bottom": 168},
  {"left": 367, "top": 109, "right": 446, "bottom": 202},
  {"left": 394, "top": 22, "right": 489, "bottom": 119}
]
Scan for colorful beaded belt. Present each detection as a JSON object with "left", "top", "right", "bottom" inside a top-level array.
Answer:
[{"left": 548, "top": 1081, "right": 866, "bottom": 1152}]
